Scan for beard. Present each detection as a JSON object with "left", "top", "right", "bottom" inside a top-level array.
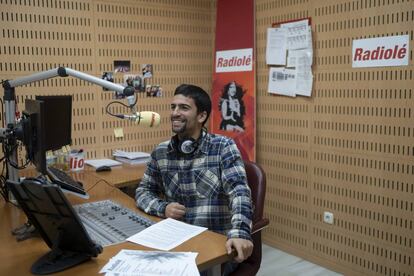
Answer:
[{"left": 171, "top": 118, "right": 187, "bottom": 134}]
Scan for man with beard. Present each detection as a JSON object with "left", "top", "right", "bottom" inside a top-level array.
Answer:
[{"left": 135, "top": 84, "right": 253, "bottom": 274}]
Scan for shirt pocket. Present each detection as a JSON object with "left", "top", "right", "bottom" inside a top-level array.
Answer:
[
  {"left": 193, "top": 169, "right": 220, "bottom": 198},
  {"left": 162, "top": 172, "right": 182, "bottom": 199}
]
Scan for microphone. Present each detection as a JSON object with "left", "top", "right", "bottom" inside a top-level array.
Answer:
[{"left": 116, "top": 111, "right": 160, "bottom": 127}]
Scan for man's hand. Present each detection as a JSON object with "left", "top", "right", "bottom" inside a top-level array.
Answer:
[
  {"left": 165, "top": 202, "right": 186, "bottom": 219},
  {"left": 225, "top": 238, "right": 253, "bottom": 263}
]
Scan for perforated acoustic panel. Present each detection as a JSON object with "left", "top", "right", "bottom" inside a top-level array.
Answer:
[
  {"left": 2, "top": 1, "right": 413, "bottom": 275},
  {"left": 256, "top": 0, "right": 413, "bottom": 275},
  {"left": 0, "top": 0, "right": 214, "bottom": 161}
]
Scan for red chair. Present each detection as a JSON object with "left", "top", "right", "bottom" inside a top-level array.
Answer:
[{"left": 229, "top": 160, "right": 269, "bottom": 276}]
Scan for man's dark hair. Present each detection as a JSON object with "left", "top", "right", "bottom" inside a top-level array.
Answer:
[{"left": 174, "top": 84, "right": 211, "bottom": 126}]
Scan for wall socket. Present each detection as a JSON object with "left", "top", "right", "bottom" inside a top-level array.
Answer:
[{"left": 323, "top": 211, "right": 334, "bottom": 224}]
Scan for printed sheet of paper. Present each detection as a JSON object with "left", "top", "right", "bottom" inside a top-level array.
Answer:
[
  {"left": 291, "top": 49, "right": 313, "bottom": 96},
  {"left": 100, "top": 250, "right": 199, "bottom": 276},
  {"left": 127, "top": 218, "right": 207, "bottom": 251},
  {"left": 281, "top": 19, "right": 311, "bottom": 50},
  {"left": 266, "top": 27, "right": 287, "bottom": 65},
  {"left": 268, "top": 67, "right": 296, "bottom": 97}
]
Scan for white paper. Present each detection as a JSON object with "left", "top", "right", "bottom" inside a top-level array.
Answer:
[
  {"left": 287, "top": 48, "right": 312, "bottom": 68},
  {"left": 268, "top": 67, "right": 296, "bottom": 97},
  {"left": 84, "top": 159, "right": 122, "bottom": 168},
  {"left": 292, "top": 49, "right": 313, "bottom": 97},
  {"left": 266, "top": 27, "right": 287, "bottom": 65},
  {"left": 281, "top": 19, "right": 311, "bottom": 50},
  {"left": 100, "top": 249, "right": 199, "bottom": 276},
  {"left": 127, "top": 218, "right": 207, "bottom": 251},
  {"left": 113, "top": 150, "right": 150, "bottom": 160},
  {"left": 295, "top": 67, "right": 313, "bottom": 97}
]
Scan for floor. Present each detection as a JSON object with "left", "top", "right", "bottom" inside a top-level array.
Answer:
[{"left": 257, "top": 244, "right": 342, "bottom": 276}]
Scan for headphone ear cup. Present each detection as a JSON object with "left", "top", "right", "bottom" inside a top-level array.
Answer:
[{"left": 179, "top": 138, "right": 196, "bottom": 154}]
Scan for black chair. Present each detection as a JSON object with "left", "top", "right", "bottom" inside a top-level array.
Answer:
[{"left": 229, "top": 160, "right": 269, "bottom": 276}]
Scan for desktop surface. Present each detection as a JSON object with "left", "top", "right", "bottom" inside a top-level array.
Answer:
[{"left": 1, "top": 164, "right": 229, "bottom": 275}]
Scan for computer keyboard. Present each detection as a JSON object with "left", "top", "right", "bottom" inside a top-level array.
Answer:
[{"left": 46, "top": 166, "right": 87, "bottom": 196}]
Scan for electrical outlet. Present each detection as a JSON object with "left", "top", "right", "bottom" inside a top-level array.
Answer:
[{"left": 323, "top": 211, "right": 334, "bottom": 224}]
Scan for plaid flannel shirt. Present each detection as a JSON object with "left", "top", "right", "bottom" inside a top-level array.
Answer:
[{"left": 135, "top": 133, "right": 252, "bottom": 241}]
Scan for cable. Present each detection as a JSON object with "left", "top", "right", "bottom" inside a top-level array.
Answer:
[
  {"left": 3, "top": 142, "right": 30, "bottom": 170},
  {"left": 86, "top": 178, "right": 117, "bottom": 193},
  {"left": 105, "top": 100, "right": 133, "bottom": 118},
  {"left": 0, "top": 98, "right": 4, "bottom": 128}
]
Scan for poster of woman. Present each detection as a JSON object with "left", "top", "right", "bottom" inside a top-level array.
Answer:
[
  {"left": 219, "top": 81, "right": 246, "bottom": 132},
  {"left": 210, "top": 73, "right": 255, "bottom": 162}
]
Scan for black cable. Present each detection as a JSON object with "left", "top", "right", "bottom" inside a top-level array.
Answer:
[
  {"left": 105, "top": 100, "right": 133, "bottom": 118},
  {"left": 3, "top": 142, "right": 30, "bottom": 170},
  {"left": 86, "top": 178, "right": 117, "bottom": 193},
  {"left": 0, "top": 98, "right": 4, "bottom": 128}
]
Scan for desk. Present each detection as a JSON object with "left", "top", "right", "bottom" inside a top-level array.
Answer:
[
  {"left": 0, "top": 165, "right": 229, "bottom": 275},
  {"left": 84, "top": 163, "right": 147, "bottom": 188}
]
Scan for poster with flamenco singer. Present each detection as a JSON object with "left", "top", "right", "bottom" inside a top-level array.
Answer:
[{"left": 210, "top": 0, "right": 255, "bottom": 161}]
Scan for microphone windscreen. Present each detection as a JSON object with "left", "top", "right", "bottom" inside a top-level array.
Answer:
[{"left": 135, "top": 111, "right": 160, "bottom": 127}]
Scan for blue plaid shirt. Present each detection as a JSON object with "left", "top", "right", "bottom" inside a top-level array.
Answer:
[{"left": 135, "top": 133, "right": 252, "bottom": 241}]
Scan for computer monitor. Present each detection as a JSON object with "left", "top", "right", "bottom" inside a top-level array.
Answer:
[
  {"left": 22, "top": 95, "right": 72, "bottom": 175},
  {"left": 35, "top": 95, "right": 72, "bottom": 151},
  {"left": 23, "top": 99, "right": 47, "bottom": 174},
  {"left": 6, "top": 178, "right": 102, "bottom": 274}
]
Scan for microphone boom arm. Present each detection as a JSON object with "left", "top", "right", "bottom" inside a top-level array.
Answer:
[
  {"left": 5, "top": 67, "right": 135, "bottom": 97},
  {"left": 1, "top": 67, "right": 136, "bottom": 184}
]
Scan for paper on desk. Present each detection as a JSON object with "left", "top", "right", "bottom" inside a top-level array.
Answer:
[
  {"left": 84, "top": 159, "right": 122, "bottom": 168},
  {"left": 113, "top": 150, "right": 150, "bottom": 160},
  {"left": 100, "top": 249, "right": 199, "bottom": 276},
  {"left": 127, "top": 218, "right": 207, "bottom": 251}
]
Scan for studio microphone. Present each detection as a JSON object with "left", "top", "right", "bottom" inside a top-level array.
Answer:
[{"left": 116, "top": 111, "right": 160, "bottom": 127}]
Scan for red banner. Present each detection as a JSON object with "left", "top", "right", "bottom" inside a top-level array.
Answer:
[{"left": 210, "top": 0, "right": 256, "bottom": 161}]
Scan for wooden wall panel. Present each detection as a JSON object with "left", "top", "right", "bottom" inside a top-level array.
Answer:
[
  {"left": 0, "top": 0, "right": 214, "bottom": 160},
  {"left": 1, "top": 0, "right": 413, "bottom": 275},
  {"left": 256, "top": 0, "right": 413, "bottom": 275}
]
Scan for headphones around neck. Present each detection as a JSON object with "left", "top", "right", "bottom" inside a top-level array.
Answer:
[{"left": 175, "top": 130, "right": 206, "bottom": 155}]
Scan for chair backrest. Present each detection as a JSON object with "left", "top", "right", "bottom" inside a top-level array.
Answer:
[
  {"left": 229, "top": 160, "right": 269, "bottom": 276},
  {"left": 244, "top": 160, "right": 267, "bottom": 229}
]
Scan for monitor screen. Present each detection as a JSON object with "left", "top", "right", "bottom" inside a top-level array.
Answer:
[{"left": 36, "top": 95, "right": 72, "bottom": 151}]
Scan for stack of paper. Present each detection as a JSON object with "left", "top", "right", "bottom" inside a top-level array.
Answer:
[
  {"left": 84, "top": 159, "right": 122, "bottom": 168},
  {"left": 100, "top": 249, "right": 199, "bottom": 276},
  {"left": 113, "top": 150, "right": 151, "bottom": 165}
]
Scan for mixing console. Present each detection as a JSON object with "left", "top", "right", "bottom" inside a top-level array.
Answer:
[{"left": 73, "top": 200, "right": 153, "bottom": 247}]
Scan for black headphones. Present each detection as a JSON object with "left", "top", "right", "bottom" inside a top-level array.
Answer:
[
  {"left": 174, "top": 130, "right": 206, "bottom": 155},
  {"left": 178, "top": 138, "right": 199, "bottom": 154}
]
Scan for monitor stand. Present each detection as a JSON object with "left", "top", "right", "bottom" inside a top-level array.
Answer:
[
  {"left": 7, "top": 178, "right": 102, "bottom": 275},
  {"left": 31, "top": 230, "right": 91, "bottom": 275}
]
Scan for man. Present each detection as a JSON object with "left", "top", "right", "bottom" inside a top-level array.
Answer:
[{"left": 135, "top": 84, "right": 253, "bottom": 272}]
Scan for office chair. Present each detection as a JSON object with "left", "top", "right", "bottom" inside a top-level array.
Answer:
[{"left": 229, "top": 160, "right": 269, "bottom": 276}]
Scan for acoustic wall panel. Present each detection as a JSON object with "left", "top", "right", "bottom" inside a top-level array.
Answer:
[
  {"left": 0, "top": 0, "right": 214, "bottom": 161},
  {"left": 1, "top": 1, "right": 413, "bottom": 275},
  {"left": 256, "top": 0, "right": 413, "bottom": 275}
]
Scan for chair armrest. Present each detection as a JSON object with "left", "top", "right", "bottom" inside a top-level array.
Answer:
[{"left": 252, "top": 218, "right": 269, "bottom": 234}]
